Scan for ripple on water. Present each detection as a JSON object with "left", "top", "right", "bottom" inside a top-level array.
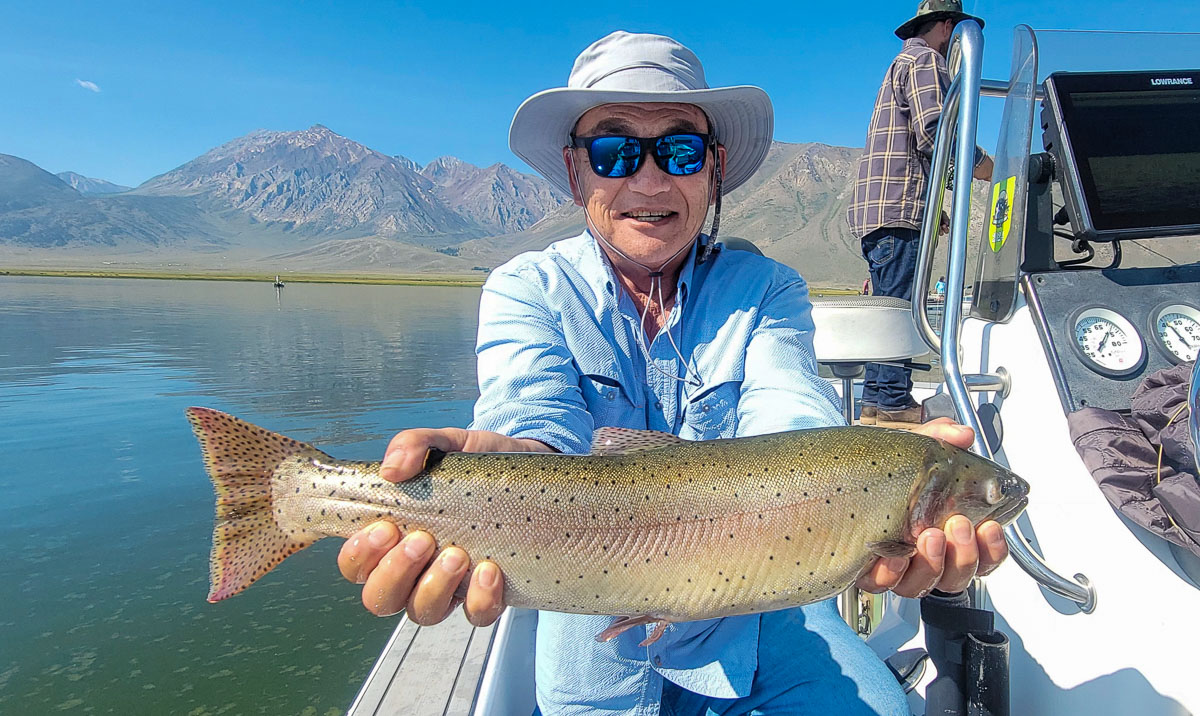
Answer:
[{"left": 3, "top": 279, "right": 475, "bottom": 715}]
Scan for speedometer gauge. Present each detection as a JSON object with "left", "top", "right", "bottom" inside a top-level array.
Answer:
[
  {"left": 1071, "top": 307, "right": 1145, "bottom": 377},
  {"left": 1153, "top": 303, "right": 1200, "bottom": 363}
]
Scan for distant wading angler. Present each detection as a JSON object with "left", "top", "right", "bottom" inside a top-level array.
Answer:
[
  {"left": 265, "top": 31, "right": 1009, "bottom": 715},
  {"left": 848, "top": 0, "right": 994, "bottom": 428}
]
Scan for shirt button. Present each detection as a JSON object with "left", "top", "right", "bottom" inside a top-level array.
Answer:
[
  {"left": 606, "top": 391, "right": 615, "bottom": 401},
  {"left": 655, "top": 401, "right": 663, "bottom": 410},
  {"left": 702, "top": 404, "right": 712, "bottom": 413},
  {"left": 654, "top": 655, "right": 663, "bottom": 667}
]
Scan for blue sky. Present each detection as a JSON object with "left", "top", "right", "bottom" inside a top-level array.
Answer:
[{"left": 3, "top": 1, "right": 1199, "bottom": 187}]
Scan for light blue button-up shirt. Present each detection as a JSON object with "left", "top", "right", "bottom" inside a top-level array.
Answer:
[{"left": 470, "top": 231, "right": 846, "bottom": 715}]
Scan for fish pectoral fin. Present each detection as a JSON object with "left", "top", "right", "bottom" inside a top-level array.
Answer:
[
  {"left": 594, "top": 615, "right": 671, "bottom": 644},
  {"left": 590, "top": 427, "right": 686, "bottom": 455},
  {"left": 867, "top": 540, "right": 918, "bottom": 559}
]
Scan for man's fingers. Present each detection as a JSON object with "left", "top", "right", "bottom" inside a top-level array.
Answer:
[
  {"left": 976, "top": 520, "right": 1009, "bottom": 576},
  {"left": 407, "top": 547, "right": 471, "bottom": 625},
  {"left": 912, "top": 418, "right": 975, "bottom": 450},
  {"left": 935, "top": 515, "right": 980, "bottom": 594},
  {"left": 359, "top": 531, "right": 436, "bottom": 616},
  {"left": 381, "top": 428, "right": 468, "bottom": 483},
  {"left": 338, "top": 521, "right": 400, "bottom": 583},
  {"left": 856, "top": 556, "right": 911, "bottom": 593},
  {"left": 890, "top": 529, "right": 946, "bottom": 598},
  {"left": 462, "top": 561, "right": 506, "bottom": 627}
]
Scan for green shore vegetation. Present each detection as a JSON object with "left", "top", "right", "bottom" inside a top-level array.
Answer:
[{"left": 0, "top": 267, "right": 864, "bottom": 295}]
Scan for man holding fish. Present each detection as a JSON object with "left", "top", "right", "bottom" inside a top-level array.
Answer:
[{"left": 337, "top": 31, "right": 1009, "bottom": 715}]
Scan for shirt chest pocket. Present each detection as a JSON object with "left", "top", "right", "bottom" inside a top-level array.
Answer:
[
  {"left": 577, "top": 364, "right": 643, "bottom": 429},
  {"left": 683, "top": 372, "right": 742, "bottom": 440}
]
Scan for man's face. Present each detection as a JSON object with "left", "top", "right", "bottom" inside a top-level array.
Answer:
[
  {"left": 563, "top": 102, "right": 726, "bottom": 269},
  {"left": 932, "top": 19, "right": 957, "bottom": 56}
]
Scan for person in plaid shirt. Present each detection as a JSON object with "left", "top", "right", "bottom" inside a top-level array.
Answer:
[{"left": 847, "top": 0, "right": 993, "bottom": 428}]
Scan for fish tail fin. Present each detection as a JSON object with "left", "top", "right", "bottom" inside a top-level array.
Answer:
[{"left": 186, "top": 407, "right": 326, "bottom": 603}]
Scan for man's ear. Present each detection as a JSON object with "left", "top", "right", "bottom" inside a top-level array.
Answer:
[{"left": 562, "top": 148, "right": 585, "bottom": 207}]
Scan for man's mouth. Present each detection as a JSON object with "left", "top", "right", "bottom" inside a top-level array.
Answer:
[{"left": 622, "top": 210, "right": 676, "bottom": 223}]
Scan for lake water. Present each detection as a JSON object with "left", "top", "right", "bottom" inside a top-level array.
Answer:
[{"left": 0, "top": 277, "right": 482, "bottom": 715}]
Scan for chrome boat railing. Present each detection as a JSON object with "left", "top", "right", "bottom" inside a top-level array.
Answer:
[{"left": 920, "top": 20, "right": 1097, "bottom": 613}]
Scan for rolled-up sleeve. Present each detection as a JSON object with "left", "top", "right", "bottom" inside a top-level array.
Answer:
[
  {"left": 736, "top": 271, "right": 846, "bottom": 436},
  {"left": 469, "top": 267, "right": 593, "bottom": 455}
]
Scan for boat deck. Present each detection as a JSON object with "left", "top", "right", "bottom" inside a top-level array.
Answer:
[{"left": 348, "top": 614, "right": 496, "bottom": 716}]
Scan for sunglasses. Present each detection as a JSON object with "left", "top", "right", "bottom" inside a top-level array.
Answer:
[{"left": 571, "top": 133, "right": 711, "bottom": 179}]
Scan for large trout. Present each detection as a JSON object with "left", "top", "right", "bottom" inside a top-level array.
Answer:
[{"left": 187, "top": 407, "right": 1027, "bottom": 641}]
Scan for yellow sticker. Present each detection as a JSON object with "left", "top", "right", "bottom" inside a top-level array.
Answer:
[{"left": 988, "top": 175, "right": 1017, "bottom": 252}]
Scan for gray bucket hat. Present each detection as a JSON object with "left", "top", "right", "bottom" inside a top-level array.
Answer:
[{"left": 508, "top": 31, "right": 773, "bottom": 196}]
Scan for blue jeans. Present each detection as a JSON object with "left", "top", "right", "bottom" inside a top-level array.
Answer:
[
  {"left": 860, "top": 228, "right": 919, "bottom": 411},
  {"left": 659, "top": 601, "right": 908, "bottom": 715}
]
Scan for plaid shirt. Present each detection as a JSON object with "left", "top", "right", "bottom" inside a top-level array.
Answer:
[{"left": 846, "top": 37, "right": 981, "bottom": 239}]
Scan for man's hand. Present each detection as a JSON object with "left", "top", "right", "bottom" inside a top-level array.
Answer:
[
  {"left": 855, "top": 418, "right": 1009, "bottom": 597},
  {"left": 974, "top": 155, "right": 994, "bottom": 181},
  {"left": 337, "top": 429, "right": 550, "bottom": 626}
]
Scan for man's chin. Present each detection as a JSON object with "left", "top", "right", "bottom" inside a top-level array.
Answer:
[{"left": 607, "top": 226, "right": 695, "bottom": 267}]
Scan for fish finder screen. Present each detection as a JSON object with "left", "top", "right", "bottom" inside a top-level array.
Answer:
[{"left": 1058, "top": 80, "right": 1200, "bottom": 232}]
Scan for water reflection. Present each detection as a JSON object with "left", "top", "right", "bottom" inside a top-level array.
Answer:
[{"left": 0, "top": 276, "right": 482, "bottom": 715}]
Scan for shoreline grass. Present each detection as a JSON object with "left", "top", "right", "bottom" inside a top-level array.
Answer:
[
  {"left": 0, "top": 267, "right": 864, "bottom": 294},
  {"left": 0, "top": 268, "right": 488, "bottom": 287}
]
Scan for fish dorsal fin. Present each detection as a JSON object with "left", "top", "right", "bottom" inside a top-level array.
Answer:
[{"left": 590, "top": 427, "right": 686, "bottom": 455}]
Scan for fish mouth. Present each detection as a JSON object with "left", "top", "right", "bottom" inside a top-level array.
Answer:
[{"left": 985, "top": 496, "right": 1028, "bottom": 526}]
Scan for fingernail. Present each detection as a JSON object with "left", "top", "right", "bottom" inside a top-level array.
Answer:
[
  {"left": 986, "top": 523, "right": 1007, "bottom": 548},
  {"left": 926, "top": 531, "right": 946, "bottom": 560},
  {"left": 381, "top": 450, "right": 404, "bottom": 481},
  {"left": 402, "top": 532, "right": 433, "bottom": 560},
  {"left": 368, "top": 523, "right": 394, "bottom": 548},
  {"left": 477, "top": 562, "right": 499, "bottom": 588},
  {"left": 885, "top": 557, "right": 909, "bottom": 574},
  {"left": 950, "top": 516, "right": 972, "bottom": 543},
  {"left": 440, "top": 549, "right": 466, "bottom": 572}
]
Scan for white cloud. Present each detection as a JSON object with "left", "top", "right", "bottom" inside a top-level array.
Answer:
[{"left": 75, "top": 79, "right": 101, "bottom": 93}]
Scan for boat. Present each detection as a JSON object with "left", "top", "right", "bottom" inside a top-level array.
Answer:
[
  {"left": 350, "top": 23, "right": 1200, "bottom": 715},
  {"left": 273, "top": 275, "right": 285, "bottom": 288}
]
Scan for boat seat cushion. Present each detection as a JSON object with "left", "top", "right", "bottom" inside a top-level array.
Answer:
[{"left": 809, "top": 296, "right": 929, "bottom": 364}]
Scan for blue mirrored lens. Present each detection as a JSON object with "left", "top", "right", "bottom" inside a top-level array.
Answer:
[
  {"left": 654, "top": 135, "right": 706, "bottom": 175},
  {"left": 589, "top": 137, "right": 642, "bottom": 178}
]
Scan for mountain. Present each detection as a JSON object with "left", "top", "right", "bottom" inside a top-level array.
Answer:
[
  {"left": 2, "top": 131, "right": 1194, "bottom": 284},
  {"left": 135, "top": 125, "right": 566, "bottom": 240},
  {"left": 1, "top": 155, "right": 80, "bottom": 212},
  {"left": 56, "top": 171, "right": 131, "bottom": 195},
  {"left": 421, "top": 157, "right": 564, "bottom": 234}
]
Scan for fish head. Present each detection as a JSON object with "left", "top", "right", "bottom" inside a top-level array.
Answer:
[{"left": 907, "top": 441, "right": 1030, "bottom": 539}]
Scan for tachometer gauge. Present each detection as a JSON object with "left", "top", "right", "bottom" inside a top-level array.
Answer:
[
  {"left": 1071, "top": 307, "right": 1145, "bottom": 377},
  {"left": 1153, "top": 303, "right": 1200, "bottom": 363}
]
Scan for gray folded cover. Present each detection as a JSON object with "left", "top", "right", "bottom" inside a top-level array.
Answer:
[{"left": 1067, "top": 361, "right": 1200, "bottom": 555}]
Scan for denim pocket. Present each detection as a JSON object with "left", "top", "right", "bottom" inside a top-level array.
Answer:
[{"left": 866, "top": 235, "right": 896, "bottom": 270}]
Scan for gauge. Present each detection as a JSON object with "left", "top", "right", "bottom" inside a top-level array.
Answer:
[
  {"left": 1153, "top": 303, "right": 1200, "bottom": 364},
  {"left": 1071, "top": 307, "right": 1145, "bottom": 377}
]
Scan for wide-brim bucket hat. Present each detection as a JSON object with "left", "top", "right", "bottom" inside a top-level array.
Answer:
[
  {"left": 895, "top": 0, "right": 984, "bottom": 40},
  {"left": 509, "top": 31, "right": 773, "bottom": 197}
]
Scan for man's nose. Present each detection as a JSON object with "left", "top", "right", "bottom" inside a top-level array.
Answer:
[{"left": 626, "top": 157, "right": 672, "bottom": 195}]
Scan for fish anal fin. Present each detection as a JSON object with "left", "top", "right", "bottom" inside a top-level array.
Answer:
[
  {"left": 867, "top": 540, "right": 918, "bottom": 559},
  {"left": 591, "top": 427, "right": 686, "bottom": 455},
  {"left": 186, "top": 407, "right": 326, "bottom": 602}
]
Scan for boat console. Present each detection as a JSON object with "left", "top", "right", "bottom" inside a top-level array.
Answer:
[{"left": 884, "top": 24, "right": 1200, "bottom": 715}]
